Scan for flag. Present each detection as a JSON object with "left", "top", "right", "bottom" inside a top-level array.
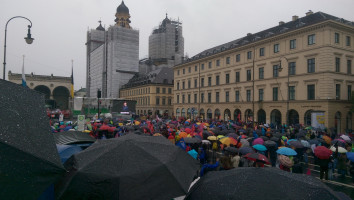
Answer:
[
  {"left": 22, "top": 55, "right": 27, "bottom": 87},
  {"left": 70, "top": 60, "right": 74, "bottom": 98}
]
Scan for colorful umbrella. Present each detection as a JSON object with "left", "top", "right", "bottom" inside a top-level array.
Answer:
[
  {"left": 244, "top": 153, "right": 270, "bottom": 164},
  {"left": 314, "top": 146, "right": 332, "bottom": 159},
  {"left": 330, "top": 146, "right": 347, "bottom": 153},
  {"left": 322, "top": 135, "right": 332, "bottom": 145},
  {"left": 179, "top": 132, "right": 188, "bottom": 138},
  {"left": 217, "top": 135, "right": 225, "bottom": 139},
  {"left": 278, "top": 155, "right": 294, "bottom": 168},
  {"left": 219, "top": 137, "right": 237, "bottom": 146},
  {"left": 276, "top": 147, "right": 297, "bottom": 156},
  {"left": 227, "top": 133, "right": 239, "bottom": 140},
  {"left": 253, "top": 144, "right": 267, "bottom": 151},
  {"left": 253, "top": 138, "right": 264, "bottom": 145},
  {"left": 207, "top": 136, "right": 218, "bottom": 141},
  {"left": 331, "top": 139, "right": 347, "bottom": 148}
]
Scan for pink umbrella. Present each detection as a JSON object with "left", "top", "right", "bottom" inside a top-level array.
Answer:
[{"left": 253, "top": 138, "right": 264, "bottom": 145}]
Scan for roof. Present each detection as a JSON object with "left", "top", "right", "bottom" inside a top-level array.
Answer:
[
  {"left": 179, "top": 11, "right": 354, "bottom": 65},
  {"left": 117, "top": 1, "right": 129, "bottom": 14}
]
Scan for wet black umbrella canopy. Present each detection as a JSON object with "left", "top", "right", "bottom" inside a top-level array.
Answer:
[
  {"left": 0, "top": 80, "right": 65, "bottom": 199},
  {"left": 185, "top": 167, "right": 344, "bottom": 200},
  {"left": 55, "top": 134, "right": 200, "bottom": 200}
]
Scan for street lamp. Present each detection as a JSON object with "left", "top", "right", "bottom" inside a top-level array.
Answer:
[
  {"left": 3, "top": 16, "right": 34, "bottom": 80},
  {"left": 278, "top": 56, "right": 289, "bottom": 125}
]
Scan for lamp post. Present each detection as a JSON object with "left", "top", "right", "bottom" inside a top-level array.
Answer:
[
  {"left": 3, "top": 16, "right": 34, "bottom": 80},
  {"left": 278, "top": 57, "right": 289, "bottom": 125}
]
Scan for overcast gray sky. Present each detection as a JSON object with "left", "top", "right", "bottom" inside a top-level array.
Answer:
[{"left": 1, "top": 0, "right": 353, "bottom": 90}]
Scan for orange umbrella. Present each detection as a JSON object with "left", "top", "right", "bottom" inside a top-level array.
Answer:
[
  {"left": 179, "top": 132, "right": 188, "bottom": 138},
  {"left": 322, "top": 135, "right": 332, "bottom": 145},
  {"left": 219, "top": 137, "right": 237, "bottom": 146}
]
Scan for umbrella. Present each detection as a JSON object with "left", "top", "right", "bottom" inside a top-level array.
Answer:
[
  {"left": 202, "top": 140, "right": 211, "bottom": 144},
  {"left": 278, "top": 155, "right": 294, "bottom": 168},
  {"left": 288, "top": 140, "right": 304, "bottom": 149},
  {"left": 264, "top": 140, "right": 277, "bottom": 148},
  {"left": 244, "top": 152, "right": 270, "bottom": 164},
  {"left": 252, "top": 138, "right": 264, "bottom": 145},
  {"left": 300, "top": 140, "right": 311, "bottom": 148},
  {"left": 153, "top": 133, "right": 162, "bottom": 136},
  {"left": 225, "top": 146, "right": 238, "bottom": 153},
  {"left": 331, "top": 139, "right": 347, "bottom": 147},
  {"left": 240, "top": 139, "right": 250, "bottom": 147},
  {"left": 188, "top": 149, "right": 198, "bottom": 159},
  {"left": 330, "top": 146, "right": 347, "bottom": 153},
  {"left": 207, "top": 136, "right": 217, "bottom": 141},
  {"left": 314, "top": 146, "right": 332, "bottom": 159},
  {"left": 270, "top": 137, "right": 279, "bottom": 142},
  {"left": 56, "top": 144, "right": 83, "bottom": 164},
  {"left": 0, "top": 80, "right": 65, "bottom": 199},
  {"left": 276, "top": 147, "right": 297, "bottom": 156},
  {"left": 219, "top": 137, "right": 237, "bottom": 146},
  {"left": 178, "top": 132, "right": 188, "bottom": 138},
  {"left": 184, "top": 137, "right": 202, "bottom": 144},
  {"left": 185, "top": 168, "right": 346, "bottom": 200},
  {"left": 226, "top": 133, "right": 238, "bottom": 140},
  {"left": 322, "top": 135, "right": 332, "bottom": 145},
  {"left": 55, "top": 134, "right": 200, "bottom": 200},
  {"left": 239, "top": 146, "right": 254, "bottom": 155},
  {"left": 347, "top": 152, "right": 354, "bottom": 162},
  {"left": 260, "top": 136, "right": 269, "bottom": 141},
  {"left": 253, "top": 144, "right": 267, "bottom": 152},
  {"left": 53, "top": 131, "right": 96, "bottom": 145},
  {"left": 308, "top": 139, "right": 320, "bottom": 145},
  {"left": 340, "top": 135, "right": 351, "bottom": 142}
]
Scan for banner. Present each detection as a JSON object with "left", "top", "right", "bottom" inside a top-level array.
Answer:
[{"left": 77, "top": 115, "right": 85, "bottom": 131}]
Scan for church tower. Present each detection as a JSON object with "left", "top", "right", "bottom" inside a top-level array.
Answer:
[{"left": 115, "top": 1, "right": 131, "bottom": 29}]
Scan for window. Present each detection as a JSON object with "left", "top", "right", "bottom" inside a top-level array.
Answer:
[
  {"left": 273, "top": 65, "right": 279, "bottom": 77},
  {"left": 236, "top": 54, "right": 240, "bottom": 62},
  {"left": 208, "top": 93, "right": 211, "bottom": 103},
  {"left": 259, "top": 48, "right": 265, "bottom": 57},
  {"left": 335, "top": 33, "right": 340, "bottom": 44},
  {"left": 226, "top": 74, "right": 230, "bottom": 84},
  {"left": 168, "top": 98, "right": 172, "bottom": 105},
  {"left": 188, "top": 67, "right": 191, "bottom": 73},
  {"left": 307, "top": 58, "right": 315, "bottom": 73},
  {"left": 348, "top": 85, "right": 352, "bottom": 100},
  {"left": 236, "top": 72, "right": 240, "bottom": 82},
  {"left": 188, "top": 80, "right": 191, "bottom": 89},
  {"left": 208, "top": 62, "right": 212, "bottom": 68},
  {"left": 235, "top": 91, "right": 240, "bottom": 102},
  {"left": 194, "top": 79, "right": 197, "bottom": 88},
  {"left": 226, "top": 57, "right": 230, "bottom": 64},
  {"left": 177, "top": 95, "right": 179, "bottom": 103},
  {"left": 336, "top": 84, "right": 341, "bottom": 100},
  {"left": 201, "top": 64, "right": 205, "bottom": 70},
  {"left": 259, "top": 89, "right": 264, "bottom": 101},
  {"left": 347, "top": 60, "right": 352, "bottom": 74},
  {"left": 195, "top": 65, "right": 197, "bottom": 71},
  {"left": 308, "top": 34, "right": 315, "bottom": 45},
  {"left": 216, "top": 75, "right": 220, "bottom": 85},
  {"left": 259, "top": 67, "right": 264, "bottom": 79},
  {"left": 162, "top": 98, "right": 166, "bottom": 105},
  {"left": 194, "top": 94, "right": 197, "bottom": 103},
  {"left": 346, "top": 36, "right": 351, "bottom": 46},
  {"left": 156, "top": 97, "right": 160, "bottom": 105},
  {"left": 273, "top": 87, "right": 278, "bottom": 101},
  {"left": 216, "top": 92, "right": 219, "bottom": 103},
  {"left": 247, "top": 70, "right": 251, "bottom": 81},
  {"left": 274, "top": 44, "right": 279, "bottom": 53},
  {"left": 246, "top": 90, "right": 251, "bottom": 102},
  {"left": 307, "top": 85, "right": 315, "bottom": 100},
  {"left": 177, "top": 82, "right": 180, "bottom": 90},
  {"left": 168, "top": 88, "right": 172, "bottom": 94},
  {"left": 182, "top": 81, "right": 185, "bottom": 89},
  {"left": 182, "top": 95, "right": 185, "bottom": 103},
  {"left": 201, "top": 78, "right": 204, "bottom": 87},
  {"left": 289, "top": 62, "right": 296, "bottom": 75},
  {"left": 290, "top": 39, "right": 296, "bottom": 49},
  {"left": 188, "top": 94, "right": 191, "bottom": 103},
  {"left": 247, "top": 51, "right": 252, "bottom": 59},
  {"left": 156, "top": 87, "right": 160, "bottom": 93},
  {"left": 201, "top": 93, "right": 204, "bottom": 103},
  {"left": 335, "top": 57, "right": 340, "bottom": 72},
  {"left": 162, "top": 88, "right": 166, "bottom": 94},
  {"left": 289, "top": 86, "right": 295, "bottom": 100},
  {"left": 225, "top": 91, "right": 229, "bottom": 102},
  {"left": 183, "top": 68, "right": 185, "bottom": 74},
  {"left": 208, "top": 77, "right": 212, "bottom": 86},
  {"left": 216, "top": 59, "right": 220, "bottom": 66}
]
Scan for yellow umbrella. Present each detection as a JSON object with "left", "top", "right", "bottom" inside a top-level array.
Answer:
[
  {"left": 219, "top": 137, "right": 238, "bottom": 146},
  {"left": 217, "top": 135, "right": 225, "bottom": 139},
  {"left": 207, "top": 136, "right": 217, "bottom": 141}
]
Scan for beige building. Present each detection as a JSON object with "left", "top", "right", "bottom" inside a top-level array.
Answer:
[
  {"left": 174, "top": 11, "right": 354, "bottom": 133},
  {"left": 120, "top": 67, "right": 174, "bottom": 117}
]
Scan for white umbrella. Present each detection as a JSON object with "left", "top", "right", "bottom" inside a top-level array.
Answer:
[
  {"left": 330, "top": 145, "right": 347, "bottom": 153},
  {"left": 202, "top": 140, "right": 211, "bottom": 144},
  {"left": 340, "top": 135, "right": 351, "bottom": 142}
]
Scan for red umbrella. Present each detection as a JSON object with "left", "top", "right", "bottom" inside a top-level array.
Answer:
[
  {"left": 253, "top": 138, "right": 264, "bottom": 145},
  {"left": 314, "top": 146, "right": 332, "bottom": 159},
  {"left": 244, "top": 152, "right": 270, "bottom": 164}
]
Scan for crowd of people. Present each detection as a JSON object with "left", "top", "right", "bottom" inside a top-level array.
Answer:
[{"left": 51, "top": 115, "right": 354, "bottom": 185}]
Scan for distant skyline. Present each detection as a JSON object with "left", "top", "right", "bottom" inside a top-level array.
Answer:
[{"left": 1, "top": 0, "right": 353, "bottom": 90}]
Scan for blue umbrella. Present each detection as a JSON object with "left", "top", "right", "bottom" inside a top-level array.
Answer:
[
  {"left": 56, "top": 144, "right": 82, "bottom": 164},
  {"left": 188, "top": 149, "right": 198, "bottom": 159},
  {"left": 287, "top": 139, "right": 298, "bottom": 145},
  {"left": 253, "top": 144, "right": 267, "bottom": 152},
  {"left": 276, "top": 147, "right": 297, "bottom": 156},
  {"left": 239, "top": 146, "right": 254, "bottom": 155},
  {"left": 347, "top": 152, "right": 354, "bottom": 162}
]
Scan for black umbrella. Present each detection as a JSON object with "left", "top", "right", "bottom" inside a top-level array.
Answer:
[
  {"left": 224, "top": 146, "right": 238, "bottom": 153},
  {"left": 308, "top": 139, "right": 320, "bottom": 145},
  {"left": 264, "top": 140, "right": 277, "bottom": 148},
  {"left": 226, "top": 133, "right": 238, "bottom": 140},
  {"left": 185, "top": 168, "right": 346, "bottom": 200},
  {"left": 53, "top": 131, "right": 96, "bottom": 145},
  {"left": 260, "top": 136, "right": 269, "bottom": 141},
  {"left": 273, "top": 132, "right": 282, "bottom": 138},
  {"left": 238, "top": 146, "right": 254, "bottom": 155},
  {"left": 289, "top": 140, "right": 304, "bottom": 149},
  {"left": 55, "top": 134, "right": 200, "bottom": 200},
  {"left": 270, "top": 137, "right": 280, "bottom": 142},
  {"left": 184, "top": 137, "right": 202, "bottom": 144},
  {"left": 0, "top": 80, "right": 65, "bottom": 199}
]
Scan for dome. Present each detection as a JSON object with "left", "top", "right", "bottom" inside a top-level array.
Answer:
[
  {"left": 117, "top": 1, "right": 129, "bottom": 14},
  {"left": 162, "top": 13, "right": 171, "bottom": 26},
  {"left": 96, "top": 21, "right": 105, "bottom": 31}
]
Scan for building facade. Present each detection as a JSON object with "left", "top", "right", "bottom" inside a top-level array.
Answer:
[
  {"left": 174, "top": 11, "right": 354, "bottom": 133},
  {"left": 120, "top": 67, "right": 174, "bottom": 117},
  {"left": 86, "top": 1, "right": 139, "bottom": 98}
]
